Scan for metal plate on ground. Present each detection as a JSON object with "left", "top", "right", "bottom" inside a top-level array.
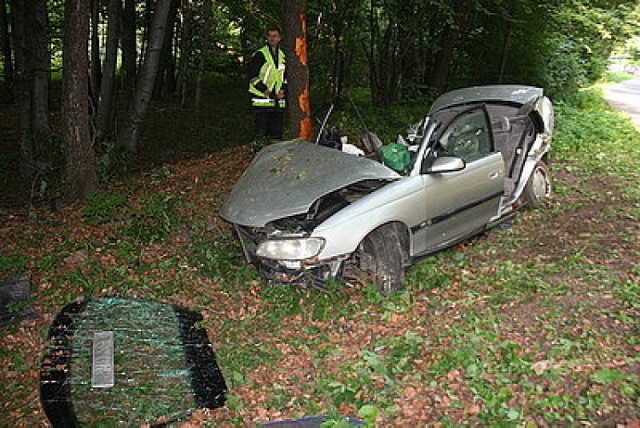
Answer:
[{"left": 91, "top": 331, "right": 114, "bottom": 388}]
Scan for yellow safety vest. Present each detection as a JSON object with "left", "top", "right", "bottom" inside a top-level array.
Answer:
[{"left": 249, "top": 46, "right": 286, "bottom": 109}]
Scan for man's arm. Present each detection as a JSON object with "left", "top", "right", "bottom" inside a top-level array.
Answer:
[
  {"left": 277, "top": 54, "right": 287, "bottom": 99},
  {"left": 247, "top": 51, "right": 269, "bottom": 94}
]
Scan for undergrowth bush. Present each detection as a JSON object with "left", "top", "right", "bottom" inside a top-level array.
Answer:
[{"left": 553, "top": 87, "right": 640, "bottom": 177}]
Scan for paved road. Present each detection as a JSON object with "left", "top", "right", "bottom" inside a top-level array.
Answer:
[{"left": 604, "top": 77, "right": 640, "bottom": 130}]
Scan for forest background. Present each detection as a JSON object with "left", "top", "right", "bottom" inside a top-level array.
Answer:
[
  {"left": 1, "top": 0, "right": 639, "bottom": 203},
  {"left": 2, "top": 1, "right": 640, "bottom": 426}
]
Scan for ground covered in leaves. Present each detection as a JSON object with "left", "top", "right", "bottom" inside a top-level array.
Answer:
[{"left": 1, "top": 90, "right": 639, "bottom": 426}]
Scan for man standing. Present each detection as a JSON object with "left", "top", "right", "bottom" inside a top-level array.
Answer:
[{"left": 248, "top": 27, "right": 288, "bottom": 142}]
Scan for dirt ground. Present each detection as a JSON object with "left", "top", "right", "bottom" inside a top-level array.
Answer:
[{"left": 1, "top": 144, "right": 638, "bottom": 426}]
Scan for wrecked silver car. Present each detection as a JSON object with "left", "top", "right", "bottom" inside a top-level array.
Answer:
[{"left": 220, "top": 85, "right": 554, "bottom": 292}]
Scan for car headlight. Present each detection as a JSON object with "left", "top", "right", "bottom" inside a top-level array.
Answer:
[{"left": 256, "top": 237, "right": 325, "bottom": 260}]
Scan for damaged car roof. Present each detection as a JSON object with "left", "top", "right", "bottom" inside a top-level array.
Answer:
[
  {"left": 428, "top": 85, "right": 544, "bottom": 114},
  {"left": 219, "top": 140, "right": 400, "bottom": 227}
]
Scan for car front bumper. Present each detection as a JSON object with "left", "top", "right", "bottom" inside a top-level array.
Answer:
[{"left": 234, "top": 224, "right": 347, "bottom": 290}]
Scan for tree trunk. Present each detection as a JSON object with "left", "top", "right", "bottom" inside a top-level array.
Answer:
[
  {"left": 13, "top": 0, "right": 50, "bottom": 179},
  {"left": 12, "top": 0, "right": 34, "bottom": 178},
  {"left": 331, "top": 23, "right": 342, "bottom": 100},
  {"left": 283, "top": 0, "right": 311, "bottom": 140},
  {"left": 121, "top": 0, "right": 137, "bottom": 90},
  {"left": 63, "top": 0, "right": 98, "bottom": 200},
  {"left": 139, "top": 0, "right": 152, "bottom": 70},
  {"left": 90, "top": 0, "right": 102, "bottom": 106},
  {"left": 96, "top": 0, "right": 121, "bottom": 141},
  {"left": 175, "top": 0, "right": 194, "bottom": 106},
  {"left": 153, "top": 0, "right": 178, "bottom": 100},
  {"left": 0, "top": 0, "right": 14, "bottom": 96},
  {"left": 32, "top": 0, "right": 51, "bottom": 154},
  {"left": 427, "top": 1, "right": 469, "bottom": 93},
  {"left": 194, "top": 0, "right": 212, "bottom": 108},
  {"left": 498, "top": 22, "right": 513, "bottom": 84},
  {"left": 366, "top": 0, "right": 378, "bottom": 105},
  {"left": 117, "top": 0, "right": 172, "bottom": 153}
]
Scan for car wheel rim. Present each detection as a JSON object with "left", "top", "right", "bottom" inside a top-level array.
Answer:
[{"left": 532, "top": 167, "right": 550, "bottom": 200}]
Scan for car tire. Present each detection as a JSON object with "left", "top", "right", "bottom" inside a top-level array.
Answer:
[
  {"left": 357, "top": 224, "right": 405, "bottom": 293},
  {"left": 524, "top": 161, "right": 552, "bottom": 208}
]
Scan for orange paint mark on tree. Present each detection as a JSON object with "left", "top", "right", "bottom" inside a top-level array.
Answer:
[
  {"left": 295, "top": 13, "right": 308, "bottom": 66},
  {"left": 295, "top": 37, "right": 307, "bottom": 66},
  {"left": 299, "top": 88, "right": 312, "bottom": 140}
]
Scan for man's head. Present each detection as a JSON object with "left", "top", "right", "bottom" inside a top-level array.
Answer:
[{"left": 266, "top": 27, "right": 281, "bottom": 48}]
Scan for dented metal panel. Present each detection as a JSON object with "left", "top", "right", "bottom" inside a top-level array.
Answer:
[
  {"left": 429, "top": 85, "right": 544, "bottom": 114},
  {"left": 219, "top": 140, "right": 400, "bottom": 227}
]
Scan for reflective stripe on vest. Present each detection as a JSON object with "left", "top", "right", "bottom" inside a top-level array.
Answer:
[{"left": 252, "top": 97, "right": 276, "bottom": 107}]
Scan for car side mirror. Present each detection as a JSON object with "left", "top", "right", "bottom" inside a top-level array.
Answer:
[{"left": 422, "top": 156, "right": 466, "bottom": 174}]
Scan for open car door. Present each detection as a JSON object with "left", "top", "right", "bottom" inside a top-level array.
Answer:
[{"left": 416, "top": 105, "right": 505, "bottom": 253}]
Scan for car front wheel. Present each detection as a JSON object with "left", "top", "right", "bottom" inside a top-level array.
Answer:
[
  {"left": 524, "top": 161, "right": 551, "bottom": 208},
  {"left": 356, "top": 224, "right": 405, "bottom": 293}
]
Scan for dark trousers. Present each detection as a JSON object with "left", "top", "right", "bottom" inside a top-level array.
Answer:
[{"left": 255, "top": 109, "right": 284, "bottom": 141}]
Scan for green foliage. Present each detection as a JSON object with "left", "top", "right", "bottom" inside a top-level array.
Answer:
[
  {"left": 138, "top": 75, "right": 254, "bottom": 164},
  {"left": 95, "top": 140, "right": 129, "bottom": 182},
  {"left": 553, "top": 87, "right": 640, "bottom": 179},
  {"left": 124, "top": 194, "right": 180, "bottom": 244},
  {"left": 82, "top": 189, "right": 181, "bottom": 245},
  {"left": 0, "top": 253, "right": 29, "bottom": 277},
  {"left": 604, "top": 71, "right": 638, "bottom": 83},
  {"left": 82, "top": 191, "right": 128, "bottom": 225}
]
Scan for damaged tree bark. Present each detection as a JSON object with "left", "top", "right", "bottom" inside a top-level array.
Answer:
[{"left": 283, "top": 0, "right": 311, "bottom": 141}]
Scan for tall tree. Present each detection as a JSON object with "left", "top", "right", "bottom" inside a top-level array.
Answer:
[
  {"left": 95, "top": 0, "right": 121, "bottom": 141},
  {"left": 13, "top": 0, "right": 51, "bottom": 180},
  {"left": 12, "top": 0, "right": 32, "bottom": 177},
  {"left": 32, "top": 0, "right": 51, "bottom": 152},
  {"left": 63, "top": 0, "right": 98, "bottom": 199},
  {"left": 283, "top": 0, "right": 311, "bottom": 140},
  {"left": 90, "top": 0, "right": 102, "bottom": 105},
  {"left": 0, "top": 0, "right": 13, "bottom": 95},
  {"left": 195, "top": 0, "right": 212, "bottom": 108},
  {"left": 175, "top": 0, "right": 194, "bottom": 105},
  {"left": 121, "top": 0, "right": 137, "bottom": 90},
  {"left": 427, "top": 0, "right": 469, "bottom": 93},
  {"left": 153, "top": 0, "right": 178, "bottom": 99},
  {"left": 117, "top": 0, "right": 172, "bottom": 152}
]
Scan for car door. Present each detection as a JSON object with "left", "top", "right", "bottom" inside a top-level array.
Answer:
[{"left": 417, "top": 106, "right": 505, "bottom": 252}]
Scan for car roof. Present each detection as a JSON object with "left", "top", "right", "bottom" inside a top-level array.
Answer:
[{"left": 428, "top": 85, "right": 544, "bottom": 114}]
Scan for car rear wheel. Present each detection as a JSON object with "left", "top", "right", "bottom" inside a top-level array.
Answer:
[
  {"left": 524, "top": 161, "right": 551, "bottom": 208},
  {"left": 357, "top": 224, "right": 405, "bottom": 293}
]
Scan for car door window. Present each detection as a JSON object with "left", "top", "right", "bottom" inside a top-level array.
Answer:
[{"left": 435, "top": 109, "right": 492, "bottom": 163}]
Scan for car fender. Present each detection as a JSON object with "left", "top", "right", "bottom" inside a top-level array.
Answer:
[
  {"left": 535, "top": 96, "right": 554, "bottom": 136},
  {"left": 512, "top": 134, "right": 550, "bottom": 199},
  {"left": 311, "top": 176, "right": 424, "bottom": 258}
]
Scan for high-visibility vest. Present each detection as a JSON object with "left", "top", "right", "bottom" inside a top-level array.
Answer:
[{"left": 249, "top": 46, "right": 286, "bottom": 109}]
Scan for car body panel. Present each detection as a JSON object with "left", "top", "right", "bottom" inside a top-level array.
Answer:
[
  {"left": 219, "top": 139, "right": 400, "bottom": 227},
  {"left": 428, "top": 85, "right": 544, "bottom": 114},
  {"left": 311, "top": 175, "right": 425, "bottom": 257},
  {"left": 420, "top": 152, "right": 505, "bottom": 251},
  {"left": 220, "top": 85, "right": 553, "bottom": 288},
  {"left": 311, "top": 151, "right": 505, "bottom": 260}
]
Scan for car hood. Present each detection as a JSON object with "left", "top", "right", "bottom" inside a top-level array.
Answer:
[{"left": 220, "top": 140, "right": 400, "bottom": 227}]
